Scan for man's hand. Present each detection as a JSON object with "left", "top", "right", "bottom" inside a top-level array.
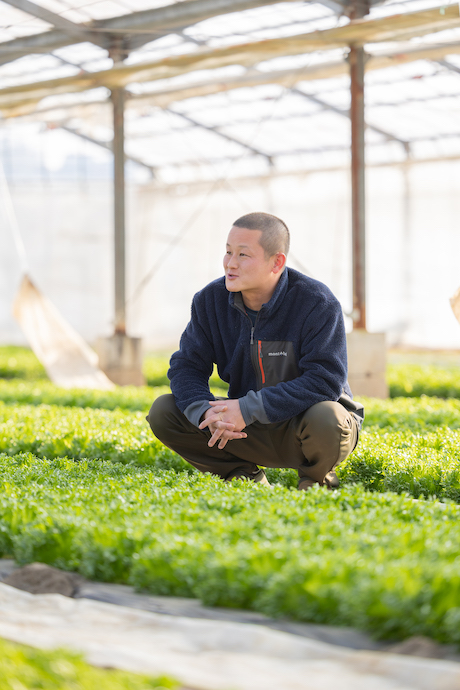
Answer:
[{"left": 198, "top": 400, "right": 247, "bottom": 450}]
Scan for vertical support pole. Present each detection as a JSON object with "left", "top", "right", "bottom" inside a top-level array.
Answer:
[
  {"left": 348, "top": 0, "right": 369, "bottom": 331},
  {"left": 349, "top": 44, "right": 366, "bottom": 330},
  {"left": 401, "top": 145, "right": 411, "bottom": 338},
  {"left": 111, "top": 86, "right": 126, "bottom": 335},
  {"left": 347, "top": 0, "right": 388, "bottom": 397}
]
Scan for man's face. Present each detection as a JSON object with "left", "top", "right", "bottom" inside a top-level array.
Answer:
[{"left": 223, "top": 226, "right": 276, "bottom": 295}]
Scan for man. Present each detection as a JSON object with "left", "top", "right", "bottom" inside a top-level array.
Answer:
[{"left": 147, "top": 212, "right": 363, "bottom": 490}]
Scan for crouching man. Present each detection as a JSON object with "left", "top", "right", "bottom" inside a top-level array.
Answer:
[{"left": 147, "top": 212, "right": 363, "bottom": 490}]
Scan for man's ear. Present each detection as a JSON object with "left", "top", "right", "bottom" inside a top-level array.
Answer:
[{"left": 272, "top": 253, "right": 287, "bottom": 274}]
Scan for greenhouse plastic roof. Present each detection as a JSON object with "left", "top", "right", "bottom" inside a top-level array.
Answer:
[{"left": 1, "top": 0, "right": 460, "bottom": 183}]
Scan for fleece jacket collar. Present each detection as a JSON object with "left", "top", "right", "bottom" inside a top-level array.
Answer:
[{"left": 228, "top": 267, "right": 289, "bottom": 317}]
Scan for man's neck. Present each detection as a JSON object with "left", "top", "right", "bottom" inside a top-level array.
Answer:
[{"left": 241, "top": 280, "right": 280, "bottom": 311}]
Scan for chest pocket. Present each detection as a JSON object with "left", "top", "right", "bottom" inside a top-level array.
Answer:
[{"left": 257, "top": 340, "right": 299, "bottom": 388}]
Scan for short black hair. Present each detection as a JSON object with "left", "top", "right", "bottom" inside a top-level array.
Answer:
[{"left": 233, "top": 212, "right": 290, "bottom": 258}]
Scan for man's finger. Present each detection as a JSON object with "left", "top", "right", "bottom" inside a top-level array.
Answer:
[
  {"left": 199, "top": 417, "right": 235, "bottom": 431},
  {"left": 198, "top": 406, "right": 227, "bottom": 430},
  {"left": 207, "top": 403, "right": 227, "bottom": 413},
  {"left": 214, "top": 429, "right": 248, "bottom": 448},
  {"left": 199, "top": 415, "right": 229, "bottom": 429},
  {"left": 209, "top": 428, "right": 247, "bottom": 447},
  {"left": 208, "top": 427, "right": 224, "bottom": 447}
]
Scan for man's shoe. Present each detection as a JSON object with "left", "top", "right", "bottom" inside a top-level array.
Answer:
[
  {"left": 258, "top": 474, "right": 271, "bottom": 487},
  {"left": 297, "top": 478, "right": 315, "bottom": 491},
  {"left": 325, "top": 470, "right": 340, "bottom": 490},
  {"left": 227, "top": 468, "right": 271, "bottom": 486},
  {"left": 298, "top": 473, "right": 339, "bottom": 491}
]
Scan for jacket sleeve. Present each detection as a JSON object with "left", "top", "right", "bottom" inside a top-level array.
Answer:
[
  {"left": 168, "top": 293, "right": 216, "bottom": 418},
  {"left": 255, "top": 295, "right": 348, "bottom": 424}
]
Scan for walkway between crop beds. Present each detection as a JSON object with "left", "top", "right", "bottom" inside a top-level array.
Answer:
[{"left": 1, "top": 560, "right": 460, "bottom": 690}]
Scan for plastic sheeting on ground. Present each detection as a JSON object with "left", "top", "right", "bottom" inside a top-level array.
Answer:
[
  {"left": 0, "top": 584, "right": 460, "bottom": 690},
  {"left": 13, "top": 275, "right": 114, "bottom": 389}
]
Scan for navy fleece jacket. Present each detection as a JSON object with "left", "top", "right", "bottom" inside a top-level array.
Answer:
[{"left": 168, "top": 267, "right": 351, "bottom": 427}]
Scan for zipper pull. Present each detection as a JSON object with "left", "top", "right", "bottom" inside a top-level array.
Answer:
[{"left": 250, "top": 326, "right": 254, "bottom": 344}]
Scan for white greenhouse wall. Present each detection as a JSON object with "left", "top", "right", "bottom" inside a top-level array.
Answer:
[{"left": 1, "top": 161, "right": 460, "bottom": 353}]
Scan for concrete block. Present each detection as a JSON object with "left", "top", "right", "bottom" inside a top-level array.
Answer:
[
  {"left": 97, "top": 334, "right": 145, "bottom": 386},
  {"left": 347, "top": 330, "right": 388, "bottom": 398}
]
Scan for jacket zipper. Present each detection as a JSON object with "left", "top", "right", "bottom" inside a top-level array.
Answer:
[
  {"left": 232, "top": 297, "right": 264, "bottom": 389},
  {"left": 249, "top": 314, "right": 265, "bottom": 389},
  {"left": 258, "top": 340, "right": 266, "bottom": 384}
]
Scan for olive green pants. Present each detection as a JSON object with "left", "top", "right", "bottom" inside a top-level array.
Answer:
[{"left": 147, "top": 394, "right": 359, "bottom": 489}]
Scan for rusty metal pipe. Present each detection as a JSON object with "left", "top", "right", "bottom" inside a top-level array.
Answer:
[
  {"left": 349, "top": 43, "right": 366, "bottom": 330},
  {"left": 112, "top": 86, "right": 126, "bottom": 335}
]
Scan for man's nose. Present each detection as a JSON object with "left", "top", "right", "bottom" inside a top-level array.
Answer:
[{"left": 227, "top": 254, "right": 238, "bottom": 268}]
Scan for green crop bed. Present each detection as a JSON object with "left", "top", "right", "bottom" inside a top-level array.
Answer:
[
  {"left": 1, "top": 394, "right": 460, "bottom": 499},
  {"left": 3, "top": 345, "right": 459, "bottom": 399},
  {"left": 0, "top": 346, "right": 46, "bottom": 381},
  {"left": 0, "top": 636, "right": 177, "bottom": 689},
  {"left": 1, "top": 453, "right": 460, "bottom": 645},
  {"left": 388, "top": 363, "right": 460, "bottom": 398},
  {"left": 1, "top": 345, "right": 460, "bottom": 647}
]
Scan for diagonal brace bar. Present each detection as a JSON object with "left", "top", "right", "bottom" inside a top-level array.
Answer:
[
  {"left": 171, "top": 110, "right": 273, "bottom": 164},
  {"left": 2, "top": 0, "right": 105, "bottom": 46}
]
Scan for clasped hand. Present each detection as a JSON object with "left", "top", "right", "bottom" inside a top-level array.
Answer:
[{"left": 198, "top": 399, "right": 247, "bottom": 449}]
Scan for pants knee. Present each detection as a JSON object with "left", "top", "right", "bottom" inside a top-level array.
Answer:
[
  {"left": 300, "top": 401, "right": 357, "bottom": 461},
  {"left": 146, "top": 394, "right": 177, "bottom": 440},
  {"left": 303, "top": 401, "right": 347, "bottom": 435}
]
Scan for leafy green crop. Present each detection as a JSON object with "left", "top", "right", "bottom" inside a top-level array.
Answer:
[
  {"left": 388, "top": 363, "right": 460, "bottom": 398},
  {"left": 0, "top": 636, "right": 178, "bottom": 689},
  {"left": 361, "top": 395, "right": 460, "bottom": 430},
  {"left": 143, "top": 354, "right": 227, "bottom": 392},
  {"left": 338, "top": 428, "right": 460, "bottom": 502},
  {"left": 0, "top": 400, "right": 298, "bottom": 488},
  {"left": 3, "top": 345, "right": 460, "bottom": 399},
  {"left": 143, "top": 353, "right": 171, "bottom": 387},
  {"left": 0, "top": 401, "right": 190, "bottom": 472},
  {"left": 3, "top": 396, "right": 460, "bottom": 499},
  {"left": 2, "top": 345, "right": 460, "bottom": 647},
  {"left": 0, "top": 346, "right": 46, "bottom": 381},
  {"left": 0, "top": 379, "right": 227, "bottom": 412},
  {"left": 0, "top": 379, "right": 167, "bottom": 412},
  {"left": 0, "top": 453, "right": 460, "bottom": 645},
  {"left": 336, "top": 396, "right": 460, "bottom": 502}
]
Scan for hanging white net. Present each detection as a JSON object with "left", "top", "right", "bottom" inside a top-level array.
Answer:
[
  {"left": 13, "top": 275, "right": 114, "bottom": 390},
  {"left": 450, "top": 286, "right": 460, "bottom": 327}
]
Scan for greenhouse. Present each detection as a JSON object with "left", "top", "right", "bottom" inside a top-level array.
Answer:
[
  {"left": 1, "top": 1, "right": 460, "bottom": 688},
  {"left": 1, "top": 0, "right": 460, "bottom": 355}
]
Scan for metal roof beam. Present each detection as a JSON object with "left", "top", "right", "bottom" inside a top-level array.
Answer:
[
  {"left": 163, "top": 132, "right": 460, "bottom": 166},
  {"left": 436, "top": 58, "right": 460, "bottom": 76},
  {"left": 127, "top": 28, "right": 208, "bottom": 53},
  {"left": 0, "top": 0, "right": 300, "bottom": 66},
  {"left": 4, "top": 35, "right": 460, "bottom": 119},
  {"left": 1, "top": 0, "right": 104, "bottom": 46},
  {"left": 315, "top": 0, "right": 349, "bottom": 16},
  {"left": 20, "top": 84, "right": 460, "bottom": 124},
  {"left": 291, "top": 86, "right": 408, "bottom": 146},
  {"left": 315, "top": 0, "right": 383, "bottom": 17},
  {"left": 170, "top": 109, "right": 273, "bottom": 164},
  {"left": 152, "top": 151, "right": 460, "bottom": 185},
  {"left": 1, "top": 4, "right": 460, "bottom": 114},
  {"left": 59, "top": 125, "right": 156, "bottom": 176}
]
